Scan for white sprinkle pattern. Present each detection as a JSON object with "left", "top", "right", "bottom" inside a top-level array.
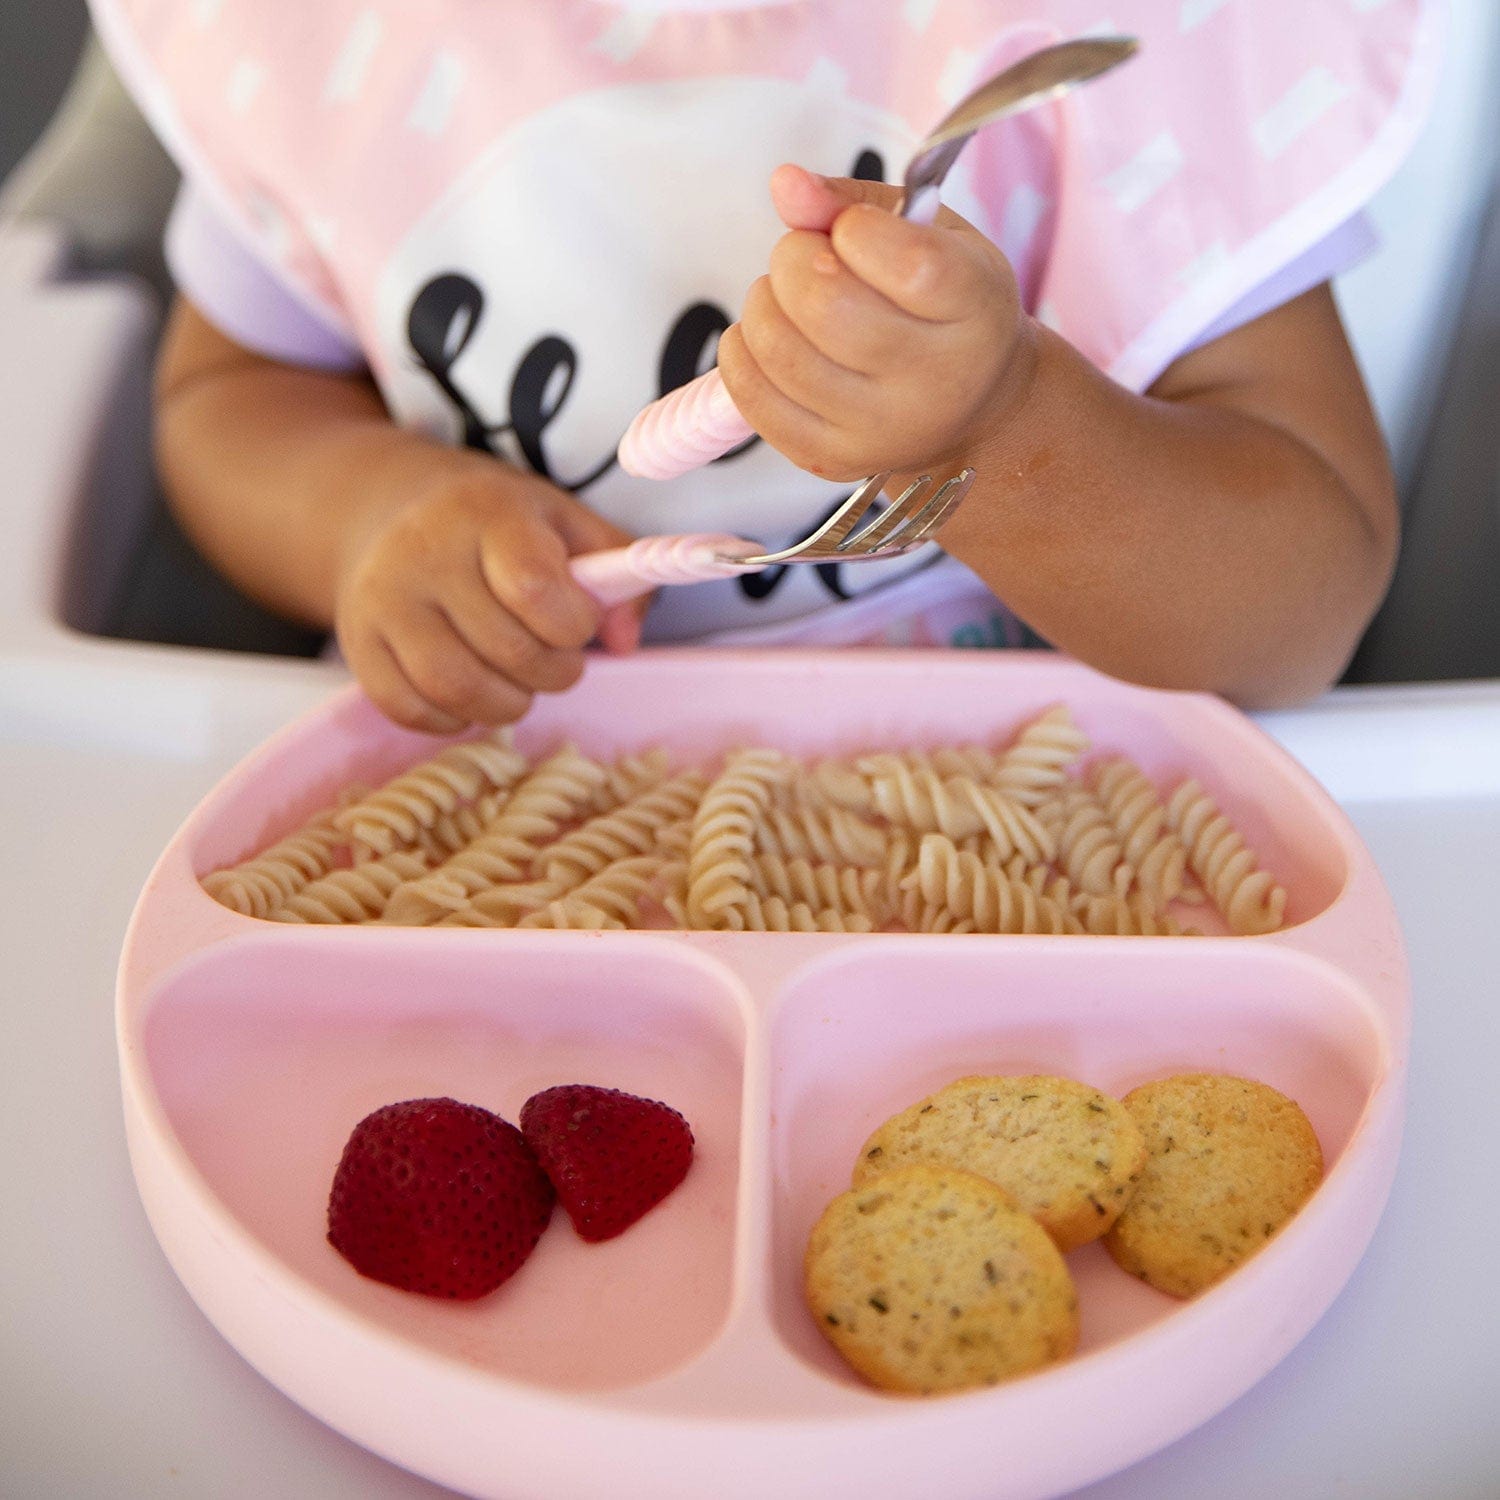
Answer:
[
  {"left": 937, "top": 46, "right": 983, "bottom": 108},
  {"left": 1175, "top": 238, "right": 1231, "bottom": 286},
  {"left": 903, "top": 0, "right": 941, "bottom": 33},
  {"left": 591, "top": 13, "right": 660, "bottom": 65},
  {"left": 1253, "top": 67, "right": 1348, "bottom": 160},
  {"left": 225, "top": 57, "right": 263, "bottom": 116},
  {"left": 324, "top": 11, "right": 384, "bottom": 105},
  {"left": 1103, "top": 130, "right": 1184, "bottom": 214},
  {"left": 805, "top": 56, "right": 850, "bottom": 95},
  {"left": 408, "top": 51, "right": 465, "bottom": 138},
  {"left": 1179, "top": 0, "right": 1232, "bottom": 30}
]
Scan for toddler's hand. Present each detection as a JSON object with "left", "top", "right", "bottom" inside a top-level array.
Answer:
[
  {"left": 717, "top": 164, "right": 1035, "bottom": 480},
  {"left": 336, "top": 448, "right": 641, "bottom": 733}
]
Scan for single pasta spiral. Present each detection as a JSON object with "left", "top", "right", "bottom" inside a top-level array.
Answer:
[
  {"left": 1043, "top": 787, "right": 1129, "bottom": 897},
  {"left": 738, "top": 891, "right": 875, "bottom": 933},
  {"left": 903, "top": 835, "right": 1076, "bottom": 934},
  {"left": 1166, "top": 779, "right": 1288, "bottom": 935},
  {"left": 1090, "top": 757, "right": 1189, "bottom": 903},
  {"left": 687, "top": 749, "right": 794, "bottom": 929},
  {"left": 538, "top": 771, "right": 708, "bottom": 885},
  {"left": 1074, "top": 892, "right": 1193, "bottom": 936},
  {"left": 992, "top": 705, "right": 1089, "bottom": 806},
  {"left": 271, "top": 851, "right": 429, "bottom": 924},
  {"left": 335, "top": 735, "right": 526, "bottom": 856},
  {"left": 200, "top": 817, "right": 343, "bottom": 918},
  {"left": 747, "top": 854, "right": 895, "bottom": 927},
  {"left": 755, "top": 803, "right": 889, "bottom": 868},
  {"left": 516, "top": 855, "right": 667, "bottom": 930}
]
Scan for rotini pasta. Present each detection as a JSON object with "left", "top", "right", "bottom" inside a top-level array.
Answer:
[
  {"left": 201, "top": 815, "right": 344, "bottom": 918},
  {"left": 537, "top": 773, "right": 707, "bottom": 886},
  {"left": 1042, "top": 787, "right": 1130, "bottom": 898},
  {"left": 271, "top": 851, "right": 429, "bottom": 924},
  {"left": 687, "top": 749, "right": 794, "bottom": 930},
  {"left": 902, "top": 835, "right": 1078, "bottom": 935},
  {"left": 334, "top": 733, "right": 526, "bottom": 857},
  {"left": 201, "top": 706, "right": 1290, "bottom": 938},
  {"left": 1166, "top": 779, "right": 1288, "bottom": 935},
  {"left": 380, "top": 746, "right": 607, "bottom": 925},
  {"left": 747, "top": 854, "right": 895, "bottom": 928},
  {"left": 992, "top": 705, "right": 1089, "bottom": 806},
  {"left": 755, "top": 803, "right": 889, "bottom": 868},
  {"left": 1090, "top": 758, "right": 1190, "bottom": 904}
]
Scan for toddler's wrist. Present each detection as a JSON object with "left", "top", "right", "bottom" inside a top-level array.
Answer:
[{"left": 962, "top": 311, "right": 1043, "bottom": 471}]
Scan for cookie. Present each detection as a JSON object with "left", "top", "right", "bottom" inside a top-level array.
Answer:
[
  {"left": 804, "top": 1164, "right": 1079, "bottom": 1394},
  {"left": 852, "top": 1075, "right": 1148, "bottom": 1251},
  {"left": 1103, "top": 1072, "right": 1324, "bottom": 1298}
]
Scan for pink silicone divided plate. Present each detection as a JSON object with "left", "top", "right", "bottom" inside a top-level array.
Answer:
[{"left": 116, "top": 653, "right": 1407, "bottom": 1500}]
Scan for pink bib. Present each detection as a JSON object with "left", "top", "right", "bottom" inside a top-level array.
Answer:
[{"left": 89, "top": 0, "right": 1439, "bottom": 647}]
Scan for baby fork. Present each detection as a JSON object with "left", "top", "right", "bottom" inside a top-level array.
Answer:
[
  {"left": 569, "top": 467, "right": 976, "bottom": 607},
  {"left": 616, "top": 34, "right": 1138, "bottom": 482}
]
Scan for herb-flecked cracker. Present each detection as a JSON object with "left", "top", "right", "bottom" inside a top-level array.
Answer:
[
  {"left": 805, "top": 1165, "right": 1079, "bottom": 1394},
  {"left": 852, "top": 1075, "right": 1147, "bottom": 1251},
  {"left": 1103, "top": 1072, "right": 1324, "bottom": 1298}
]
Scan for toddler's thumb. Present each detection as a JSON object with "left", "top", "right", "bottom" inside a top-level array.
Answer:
[{"left": 770, "top": 162, "right": 904, "bottom": 233}]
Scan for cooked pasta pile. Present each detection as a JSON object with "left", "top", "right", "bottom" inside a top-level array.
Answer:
[{"left": 199, "top": 706, "right": 1288, "bottom": 936}]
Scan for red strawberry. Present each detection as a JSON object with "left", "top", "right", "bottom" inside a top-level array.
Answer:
[
  {"left": 520, "top": 1085, "right": 694, "bottom": 1242},
  {"left": 327, "top": 1097, "right": 554, "bottom": 1299}
]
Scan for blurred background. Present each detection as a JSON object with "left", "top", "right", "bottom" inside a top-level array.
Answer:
[{"left": 3, "top": 0, "right": 1498, "bottom": 681}]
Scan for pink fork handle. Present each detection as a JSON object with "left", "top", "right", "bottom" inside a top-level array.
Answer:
[
  {"left": 616, "top": 185, "right": 943, "bottom": 482},
  {"left": 569, "top": 534, "right": 765, "bottom": 608},
  {"left": 616, "top": 369, "right": 752, "bottom": 481}
]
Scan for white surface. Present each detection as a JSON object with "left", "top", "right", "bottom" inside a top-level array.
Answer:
[{"left": 2, "top": 659, "right": 1499, "bottom": 1500}]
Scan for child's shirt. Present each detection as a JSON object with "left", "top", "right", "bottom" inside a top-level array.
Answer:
[{"left": 90, "top": 0, "right": 1438, "bottom": 647}]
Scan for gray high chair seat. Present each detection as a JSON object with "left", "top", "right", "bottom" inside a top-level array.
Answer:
[
  {"left": 0, "top": 31, "right": 325, "bottom": 659},
  {"left": 3, "top": 19, "right": 1498, "bottom": 683}
]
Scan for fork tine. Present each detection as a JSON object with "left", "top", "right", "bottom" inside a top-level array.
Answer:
[
  {"left": 720, "top": 471, "right": 891, "bottom": 566},
  {"left": 877, "top": 470, "right": 974, "bottom": 551},
  {"left": 839, "top": 468, "right": 975, "bottom": 556},
  {"left": 834, "top": 474, "right": 933, "bottom": 553},
  {"left": 813, "top": 471, "right": 891, "bottom": 550}
]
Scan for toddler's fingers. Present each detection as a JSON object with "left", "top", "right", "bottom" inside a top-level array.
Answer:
[
  {"left": 716, "top": 323, "right": 867, "bottom": 480},
  {"left": 769, "top": 164, "right": 903, "bottom": 233},
  {"left": 767, "top": 232, "right": 912, "bottom": 374},
  {"left": 477, "top": 505, "right": 602, "bottom": 650},
  {"left": 738, "top": 274, "right": 870, "bottom": 419},
  {"left": 830, "top": 203, "right": 1000, "bottom": 323},
  {"left": 441, "top": 566, "right": 587, "bottom": 694},
  {"left": 346, "top": 630, "right": 469, "bottom": 736},
  {"left": 386, "top": 604, "right": 535, "bottom": 727}
]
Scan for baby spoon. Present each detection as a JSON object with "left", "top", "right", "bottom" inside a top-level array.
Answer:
[{"left": 616, "top": 34, "right": 1138, "bottom": 481}]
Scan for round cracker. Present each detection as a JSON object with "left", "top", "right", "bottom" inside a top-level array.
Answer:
[
  {"left": 804, "top": 1164, "right": 1079, "bottom": 1394},
  {"left": 852, "top": 1075, "right": 1147, "bottom": 1251},
  {"left": 1103, "top": 1072, "right": 1324, "bottom": 1298}
]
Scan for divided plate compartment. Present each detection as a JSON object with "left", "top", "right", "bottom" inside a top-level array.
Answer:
[{"left": 116, "top": 654, "right": 1407, "bottom": 1500}]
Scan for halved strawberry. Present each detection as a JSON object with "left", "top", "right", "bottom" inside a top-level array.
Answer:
[
  {"left": 520, "top": 1084, "right": 694, "bottom": 1242},
  {"left": 327, "top": 1097, "right": 554, "bottom": 1299}
]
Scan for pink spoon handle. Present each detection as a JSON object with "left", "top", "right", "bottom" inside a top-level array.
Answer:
[
  {"left": 616, "top": 369, "right": 752, "bottom": 481},
  {"left": 570, "top": 534, "right": 765, "bottom": 607}
]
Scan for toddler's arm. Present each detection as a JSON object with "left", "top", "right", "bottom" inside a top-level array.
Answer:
[
  {"left": 154, "top": 297, "right": 640, "bottom": 732},
  {"left": 722, "top": 168, "right": 1397, "bottom": 709}
]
